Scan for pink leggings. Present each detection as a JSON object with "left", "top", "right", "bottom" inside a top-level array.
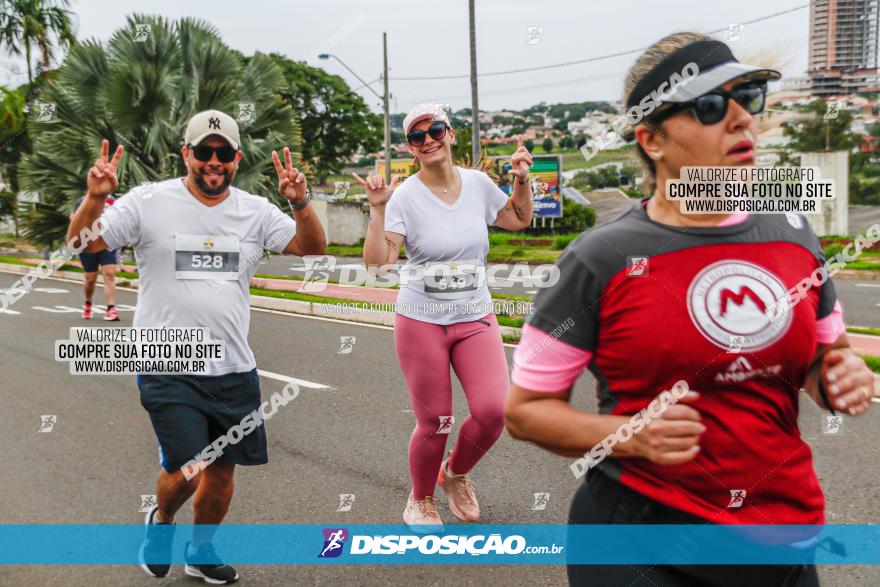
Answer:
[{"left": 394, "top": 312, "right": 510, "bottom": 500}]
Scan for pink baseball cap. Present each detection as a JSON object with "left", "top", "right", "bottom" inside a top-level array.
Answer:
[{"left": 403, "top": 103, "right": 451, "bottom": 134}]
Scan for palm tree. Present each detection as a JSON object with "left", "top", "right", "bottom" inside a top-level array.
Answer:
[
  {"left": 0, "top": 86, "right": 29, "bottom": 236},
  {"left": 0, "top": 0, "right": 76, "bottom": 98},
  {"left": 18, "top": 14, "right": 303, "bottom": 248}
]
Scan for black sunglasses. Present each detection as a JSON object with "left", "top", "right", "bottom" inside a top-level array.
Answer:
[
  {"left": 188, "top": 143, "right": 238, "bottom": 163},
  {"left": 406, "top": 121, "right": 449, "bottom": 146},
  {"left": 653, "top": 82, "right": 767, "bottom": 126}
]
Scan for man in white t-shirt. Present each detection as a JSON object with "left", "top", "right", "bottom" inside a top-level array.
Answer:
[{"left": 67, "top": 110, "right": 326, "bottom": 584}]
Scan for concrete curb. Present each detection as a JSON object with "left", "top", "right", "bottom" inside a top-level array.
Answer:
[
  {"left": 0, "top": 262, "right": 524, "bottom": 339},
  {"left": 836, "top": 269, "right": 880, "bottom": 280}
]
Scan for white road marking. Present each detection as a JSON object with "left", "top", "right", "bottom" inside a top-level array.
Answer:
[
  {"left": 33, "top": 287, "right": 69, "bottom": 293},
  {"left": 872, "top": 397, "right": 880, "bottom": 404},
  {"left": 526, "top": 290, "right": 538, "bottom": 294},
  {"left": 32, "top": 305, "right": 82, "bottom": 313},
  {"left": 0, "top": 308, "right": 21, "bottom": 315},
  {"left": 257, "top": 369, "right": 333, "bottom": 390},
  {"left": 855, "top": 283, "right": 880, "bottom": 288}
]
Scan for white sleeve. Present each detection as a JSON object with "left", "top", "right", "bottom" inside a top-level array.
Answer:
[
  {"left": 384, "top": 194, "right": 406, "bottom": 236},
  {"left": 482, "top": 171, "right": 511, "bottom": 225},
  {"left": 100, "top": 191, "right": 142, "bottom": 250},
  {"left": 262, "top": 199, "right": 297, "bottom": 253}
]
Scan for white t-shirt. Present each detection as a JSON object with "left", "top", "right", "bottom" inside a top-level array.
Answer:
[
  {"left": 384, "top": 166, "right": 509, "bottom": 325},
  {"left": 100, "top": 178, "right": 297, "bottom": 375}
]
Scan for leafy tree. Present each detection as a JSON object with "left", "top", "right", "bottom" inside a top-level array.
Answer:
[
  {"left": 542, "top": 137, "right": 553, "bottom": 153},
  {"left": 524, "top": 139, "right": 534, "bottom": 153},
  {"left": 264, "top": 54, "right": 382, "bottom": 183},
  {"left": 0, "top": 85, "right": 29, "bottom": 235},
  {"left": 451, "top": 126, "right": 473, "bottom": 164},
  {"left": 570, "top": 166, "right": 624, "bottom": 191},
  {"left": 18, "top": 14, "right": 300, "bottom": 248},
  {"left": 558, "top": 198, "right": 596, "bottom": 232},
  {"left": 0, "top": 0, "right": 76, "bottom": 98},
  {"left": 782, "top": 100, "right": 860, "bottom": 152}
]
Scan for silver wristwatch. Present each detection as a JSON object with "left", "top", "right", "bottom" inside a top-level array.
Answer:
[{"left": 288, "top": 190, "right": 311, "bottom": 212}]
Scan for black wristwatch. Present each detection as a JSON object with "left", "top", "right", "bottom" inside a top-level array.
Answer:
[
  {"left": 288, "top": 190, "right": 311, "bottom": 212},
  {"left": 817, "top": 378, "right": 836, "bottom": 415}
]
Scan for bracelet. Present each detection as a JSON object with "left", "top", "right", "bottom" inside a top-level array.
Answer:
[{"left": 288, "top": 190, "right": 311, "bottom": 212}]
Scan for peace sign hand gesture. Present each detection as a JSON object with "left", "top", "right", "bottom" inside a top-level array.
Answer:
[
  {"left": 351, "top": 172, "right": 400, "bottom": 208},
  {"left": 272, "top": 147, "right": 308, "bottom": 204},
  {"left": 87, "top": 139, "right": 124, "bottom": 198},
  {"left": 510, "top": 135, "right": 533, "bottom": 183}
]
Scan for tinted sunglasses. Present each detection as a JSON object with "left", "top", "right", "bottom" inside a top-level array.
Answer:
[
  {"left": 406, "top": 121, "right": 449, "bottom": 146},
  {"left": 188, "top": 143, "right": 237, "bottom": 163},
  {"left": 653, "top": 82, "right": 767, "bottom": 126}
]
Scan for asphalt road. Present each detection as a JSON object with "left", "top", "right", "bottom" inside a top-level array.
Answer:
[{"left": 0, "top": 271, "right": 878, "bottom": 586}]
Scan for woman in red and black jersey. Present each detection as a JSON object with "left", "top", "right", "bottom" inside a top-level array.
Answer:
[{"left": 505, "top": 32, "right": 875, "bottom": 587}]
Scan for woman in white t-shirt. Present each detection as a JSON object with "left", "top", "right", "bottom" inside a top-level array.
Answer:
[{"left": 355, "top": 103, "right": 534, "bottom": 532}]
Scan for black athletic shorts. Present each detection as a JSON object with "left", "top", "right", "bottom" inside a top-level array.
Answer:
[
  {"left": 137, "top": 369, "right": 268, "bottom": 472},
  {"left": 567, "top": 468, "right": 820, "bottom": 587},
  {"left": 79, "top": 248, "right": 119, "bottom": 272}
]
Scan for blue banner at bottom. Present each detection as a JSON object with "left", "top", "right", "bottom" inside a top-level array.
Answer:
[{"left": 0, "top": 524, "right": 878, "bottom": 565}]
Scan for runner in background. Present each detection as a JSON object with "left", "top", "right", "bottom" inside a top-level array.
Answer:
[
  {"left": 355, "top": 103, "right": 534, "bottom": 532},
  {"left": 505, "top": 33, "right": 875, "bottom": 586},
  {"left": 71, "top": 195, "right": 120, "bottom": 320}
]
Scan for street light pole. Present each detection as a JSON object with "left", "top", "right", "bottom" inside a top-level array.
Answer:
[
  {"left": 383, "top": 33, "right": 392, "bottom": 182},
  {"left": 469, "top": 0, "right": 481, "bottom": 163},
  {"left": 319, "top": 46, "right": 392, "bottom": 182}
]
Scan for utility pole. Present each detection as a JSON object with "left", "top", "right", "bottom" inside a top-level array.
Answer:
[
  {"left": 383, "top": 32, "right": 392, "bottom": 182},
  {"left": 469, "top": 0, "right": 481, "bottom": 163}
]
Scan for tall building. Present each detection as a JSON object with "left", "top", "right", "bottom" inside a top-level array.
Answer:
[{"left": 808, "top": 0, "right": 880, "bottom": 95}]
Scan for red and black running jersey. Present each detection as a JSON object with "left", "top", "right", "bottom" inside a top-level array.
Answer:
[{"left": 527, "top": 203, "right": 837, "bottom": 525}]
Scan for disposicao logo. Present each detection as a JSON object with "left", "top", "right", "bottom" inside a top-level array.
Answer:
[{"left": 318, "top": 528, "right": 348, "bottom": 558}]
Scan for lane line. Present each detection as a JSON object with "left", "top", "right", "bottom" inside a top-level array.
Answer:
[{"left": 257, "top": 369, "right": 333, "bottom": 390}]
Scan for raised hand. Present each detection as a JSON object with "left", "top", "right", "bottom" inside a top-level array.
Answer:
[
  {"left": 272, "top": 147, "right": 308, "bottom": 204},
  {"left": 352, "top": 172, "right": 400, "bottom": 208},
  {"left": 87, "top": 139, "right": 124, "bottom": 198},
  {"left": 509, "top": 135, "right": 533, "bottom": 183}
]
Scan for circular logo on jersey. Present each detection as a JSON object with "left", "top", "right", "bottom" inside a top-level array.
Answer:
[{"left": 687, "top": 261, "right": 792, "bottom": 351}]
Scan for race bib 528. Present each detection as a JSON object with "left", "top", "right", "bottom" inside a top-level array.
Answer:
[{"left": 174, "top": 234, "right": 240, "bottom": 280}]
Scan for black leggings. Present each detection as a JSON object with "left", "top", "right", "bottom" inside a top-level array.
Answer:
[{"left": 566, "top": 470, "right": 820, "bottom": 587}]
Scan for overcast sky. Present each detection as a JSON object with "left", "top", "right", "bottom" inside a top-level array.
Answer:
[{"left": 0, "top": 0, "right": 812, "bottom": 113}]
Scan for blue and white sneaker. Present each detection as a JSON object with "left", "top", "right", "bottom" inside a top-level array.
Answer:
[
  {"left": 138, "top": 505, "right": 175, "bottom": 578},
  {"left": 184, "top": 541, "right": 239, "bottom": 584}
]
